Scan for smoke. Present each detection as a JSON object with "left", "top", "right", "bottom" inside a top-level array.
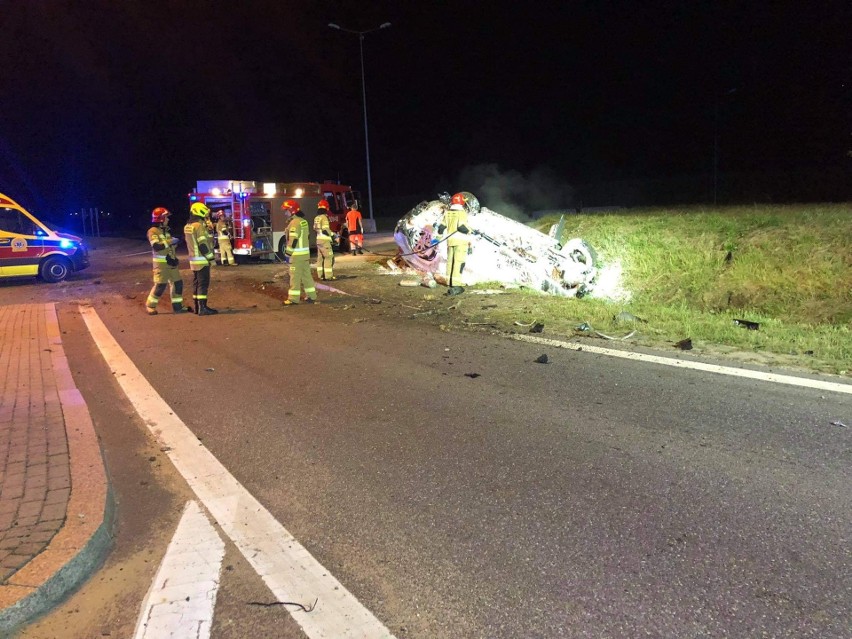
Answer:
[{"left": 456, "top": 164, "right": 575, "bottom": 220}]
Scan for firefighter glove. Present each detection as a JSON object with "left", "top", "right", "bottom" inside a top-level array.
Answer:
[
  {"left": 437, "top": 224, "right": 447, "bottom": 235},
  {"left": 166, "top": 255, "right": 179, "bottom": 267},
  {"left": 458, "top": 224, "right": 470, "bottom": 234}
]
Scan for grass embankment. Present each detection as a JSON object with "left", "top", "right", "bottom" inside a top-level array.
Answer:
[{"left": 480, "top": 204, "right": 851, "bottom": 375}]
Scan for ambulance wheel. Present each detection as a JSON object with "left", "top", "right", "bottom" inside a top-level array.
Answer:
[{"left": 39, "top": 256, "right": 71, "bottom": 283}]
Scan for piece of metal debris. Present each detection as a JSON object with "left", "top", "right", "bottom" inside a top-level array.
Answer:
[
  {"left": 399, "top": 278, "right": 420, "bottom": 287},
  {"left": 464, "top": 373, "right": 481, "bottom": 378},
  {"left": 534, "top": 354, "right": 549, "bottom": 364},
  {"left": 529, "top": 322, "right": 544, "bottom": 334},
  {"left": 733, "top": 318, "right": 760, "bottom": 330},
  {"left": 594, "top": 330, "right": 637, "bottom": 340},
  {"left": 674, "top": 338, "right": 693, "bottom": 350},
  {"left": 248, "top": 598, "right": 318, "bottom": 613},
  {"left": 830, "top": 420, "right": 848, "bottom": 428},
  {"left": 514, "top": 320, "right": 537, "bottom": 327},
  {"left": 205, "top": 368, "right": 215, "bottom": 372},
  {"left": 576, "top": 322, "right": 592, "bottom": 332}
]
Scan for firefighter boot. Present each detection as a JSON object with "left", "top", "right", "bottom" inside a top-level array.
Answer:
[
  {"left": 146, "top": 307, "right": 158, "bottom": 316},
  {"left": 197, "top": 300, "right": 217, "bottom": 316},
  {"left": 172, "top": 302, "right": 191, "bottom": 314}
]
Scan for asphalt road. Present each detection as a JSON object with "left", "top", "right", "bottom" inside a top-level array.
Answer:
[{"left": 8, "top": 238, "right": 852, "bottom": 638}]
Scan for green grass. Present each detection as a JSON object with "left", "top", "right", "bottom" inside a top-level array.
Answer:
[{"left": 468, "top": 204, "right": 851, "bottom": 376}]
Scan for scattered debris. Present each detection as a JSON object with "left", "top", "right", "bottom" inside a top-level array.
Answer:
[
  {"left": 514, "top": 320, "right": 537, "bottom": 327},
  {"left": 399, "top": 277, "right": 420, "bottom": 287},
  {"left": 364, "top": 298, "right": 382, "bottom": 304},
  {"left": 205, "top": 367, "right": 215, "bottom": 372},
  {"left": 446, "top": 286, "right": 466, "bottom": 296},
  {"left": 464, "top": 373, "right": 481, "bottom": 378},
  {"left": 594, "top": 330, "right": 637, "bottom": 340},
  {"left": 534, "top": 354, "right": 549, "bottom": 364},
  {"left": 674, "top": 338, "right": 693, "bottom": 350},
  {"left": 421, "top": 274, "right": 438, "bottom": 288},
  {"left": 575, "top": 322, "right": 592, "bottom": 332},
  {"left": 468, "top": 289, "right": 505, "bottom": 295},
  {"left": 830, "top": 420, "right": 848, "bottom": 428},
  {"left": 248, "top": 599, "right": 318, "bottom": 613},
  {"left": 733, "top": 318, "right": 760, "bottom": 330},
  {"left": 124, "top": 294, "right": 137, "bottom": 300},
  {"left": 529, "top": 322, "right": 545, "bottom": 334}
]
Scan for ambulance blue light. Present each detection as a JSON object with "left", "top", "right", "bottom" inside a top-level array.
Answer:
[
  {"left": 60, "top": 239, "right": 74, "bottom": 249},
  {"left": 189, "top": 194, "right": 198, "bottom": 201}
]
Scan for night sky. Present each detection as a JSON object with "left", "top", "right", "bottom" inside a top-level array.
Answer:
[{"left": 1, "top": 1, "right": 849, "bottom": 224}]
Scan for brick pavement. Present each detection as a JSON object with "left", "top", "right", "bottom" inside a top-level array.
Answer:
[{"left": 0, "top": 303, "right": 111, "bottom": 634}]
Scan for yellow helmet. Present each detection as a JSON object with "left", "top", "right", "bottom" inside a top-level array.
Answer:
[{"left": 190, "top": 202, "right": 210, "bottom": 217}]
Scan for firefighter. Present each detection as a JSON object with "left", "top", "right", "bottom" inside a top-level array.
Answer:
[
  {"left": 215, "top": 210, "right": 237, "bottom": 266},
  {"left": 184, "top": 202, "right": 218, "bottom": 315},
  {"left": 436, "top": 192, "right": 472, "bottom": 294},
  {"left": 345, "top": 202, "right": 364, "bottom": 256},
  {"left": 281, "top": 199, "right": 317, "bottom": 305},
  {"left": 313, "top": 199, "right": 336, "bottom": 280},
  {"left": 145, "top": 207, "right": 190, "bottom": 315}
]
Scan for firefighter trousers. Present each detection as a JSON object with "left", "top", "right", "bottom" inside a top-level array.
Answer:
[
  {"left": 147, "top": 265, "right": 184, "bottom": 309},
  {"left": 192, "top": 265, "right": 211, "bottom": 303},
  {"left": 287, "top": 256, "right": 317, "bottom": 303},
  {"left": 447, "top": 244, "right": 468, "bottom": 287},
  {"left": 218, "top": 239, "right": 235, "bottom": 265},
  {"left": 316, "top": 241, "right": 334, "bottom": 279}
]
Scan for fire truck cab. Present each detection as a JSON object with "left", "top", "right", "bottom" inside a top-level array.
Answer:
[
  {"left": 190, "top": 180, "right": 359, "bottom": 261},
  {"left": 0, "top": 193, "right": 89, "bottom": 282}
]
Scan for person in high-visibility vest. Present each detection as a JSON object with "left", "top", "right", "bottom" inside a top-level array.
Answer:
[
  {"left": 436, "top": 192, "right": 472, "bottom": 294},
  {"left": 145, "top": 207, "right": 190, "bottom": 315},
  {"left": 215, "top": 211, "right": 237, "bottom": 266},
  {"left": 313, "top": 199, "right": 336, "bottom": 280},
  {"left": 345, "top": 202, "right": 364, "bottom": 256},
  {"left": 281, "top": 199, "right": 317, "bottom": 305},
  {"left": 184, "top": 202, "right": 218, "bottom": 315}
]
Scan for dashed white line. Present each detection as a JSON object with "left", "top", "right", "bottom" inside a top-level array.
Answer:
[
  {"left": 133, "top": 501, "right": 225, "bottom": 639},
  {"left": 512, "top": 333, "right": 852, "bottom": 395},
  {"left": 80, "top": 305, "right": 396, "bottom": 639}
]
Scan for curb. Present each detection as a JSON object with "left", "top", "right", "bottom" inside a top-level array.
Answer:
[{"left": 0, "top": 304, "right": 113, "bottom": 635}]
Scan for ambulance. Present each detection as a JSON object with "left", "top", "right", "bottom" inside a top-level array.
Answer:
[
  {"left": 189, "top": 180, "right": 360, "bottom": 261},
  {"left": 0, "top": 193, "right": 90, "bottom": 282}
]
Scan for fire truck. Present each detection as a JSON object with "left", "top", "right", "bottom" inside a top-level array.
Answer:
[{"left": 189, "top": 180, "right": 360, "bottom": 261}]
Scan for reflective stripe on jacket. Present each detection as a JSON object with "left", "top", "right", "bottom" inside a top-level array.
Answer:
[
  {"left": 184, "top": 220, "right": 214, "bottom": 270},
  {"left": 314, "top": 213, "right": 332, "bottom": 243},
  {"left": 287, "top": 217, "right": 310, "bottom": 257},
  {"left": 147, "top": 226, "right": 177, "bottom": 266},
  {"left": 440, "top": 208, "right": 470, "bottom": 247}
]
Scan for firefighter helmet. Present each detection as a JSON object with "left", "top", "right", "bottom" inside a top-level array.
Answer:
[
  {"left": 317, "top": 199, "right": 329, "bottom": 210},
  {"left": 151, "top": 207, "right": 170, "bottom": 224},
  {"left": 281, "top": 199, "right": 300, "bottom": 213},
  {"left": 451, "top": 192, "right": 467, "bottom": 206},
  {"left": 190, "top": 202, "right": 210, "bottom": 217}
]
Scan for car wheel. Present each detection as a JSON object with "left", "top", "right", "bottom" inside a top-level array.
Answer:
[
  {"left": 39, "top": 256, "right": 71, "bottom": 283},
  {"left": 277, "top": 237, "right": 289, "bottom": 262}
]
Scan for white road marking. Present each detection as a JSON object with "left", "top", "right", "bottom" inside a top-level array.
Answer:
[
  {"left": 512, "top": 333, "right": 852, "bottom": 395},
  {"left": 133, "top": 501, "right": 224, "bottom": 639},
  {"left": 79, "top": 305, "right": 396, "bottom": 639}
]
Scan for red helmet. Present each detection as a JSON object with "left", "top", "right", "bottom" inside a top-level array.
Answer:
[
  {"left": 281, "top": 199, "right": 300, "bottom": 213},
  {"left": 151, "top": 207, "right": 170, "bottom": 224},
  {"left": 450, "top": 193, "right": 467, "bottom": 206},
  {"left": 317, "top": 199, "right": 329, "bottom": 210}
]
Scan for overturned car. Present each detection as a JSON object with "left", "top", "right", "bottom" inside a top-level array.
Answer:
[{"left": 393, "top": 192, "right": 598, "bottom": 297}]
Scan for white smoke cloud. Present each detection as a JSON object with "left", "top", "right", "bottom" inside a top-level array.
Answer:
[{"left": 457, "top": 164, "right": 575, "bottom": 221}]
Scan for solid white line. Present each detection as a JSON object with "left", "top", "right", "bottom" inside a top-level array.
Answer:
[
  {"left": 133, "top": 501, "right": 224, "bottom": 639},
  {"left": 80, "top": 305, "right": 396, "bottom": 639},
  {"left": 511, "top": 333, "right": 852, "bottom": 395}
]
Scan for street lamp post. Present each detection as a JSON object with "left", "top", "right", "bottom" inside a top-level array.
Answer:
[{"left": 328, "top": 21, "right": 391, "bottom": 223}]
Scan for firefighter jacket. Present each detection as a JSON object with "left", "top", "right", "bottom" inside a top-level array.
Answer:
[
  {"left": 286, "top": 214, "right": 310, "bottom": 260},
  {"left": 313, "top": 213, "right": 333, "bottom": 243},
  {"left": 215, "top": 219, "right": 231, "bottom": 241},
  {"left": 147, "top": 225, "right": 179, "bottom": 268},
  {"left": 184, "top": 219, "right": 215, "bottom": 271},
  {"left": 345, "top": 209, "right": 363, "bottom": 235},
  {"left": 439, "top": 207, "right": 471, "bottom": 247}
]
